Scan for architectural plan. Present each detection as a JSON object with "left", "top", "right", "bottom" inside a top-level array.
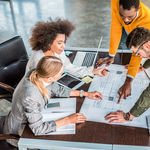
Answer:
[{"left": 80, "top": 64, "right": 150, "bottom": 128}]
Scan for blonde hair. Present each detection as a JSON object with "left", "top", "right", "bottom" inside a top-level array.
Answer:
[{"left": 30, "top": 56, "right": 63, "bottom": 99}]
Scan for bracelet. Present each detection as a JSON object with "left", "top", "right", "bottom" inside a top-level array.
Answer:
[{"left": 80, "top": 90, "right": 84, "bottom": 97}]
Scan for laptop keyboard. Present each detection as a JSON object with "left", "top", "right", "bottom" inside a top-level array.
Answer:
[{"left": 82, "top": 52, "right": 96, "bottom": 67}]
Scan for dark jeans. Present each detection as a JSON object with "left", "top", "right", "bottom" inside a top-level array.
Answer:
[{"left": 118, "top": 27, "right": 129, "bottom": 50}]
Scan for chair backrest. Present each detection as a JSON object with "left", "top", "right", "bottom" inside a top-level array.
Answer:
[{"left": 0, "top": 36, "right": 28, "bottom": 95}]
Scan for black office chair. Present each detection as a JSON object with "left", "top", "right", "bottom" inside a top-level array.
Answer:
[
  {"left": 0, "top": 36, "right": 28, "bottom": 100},
  {"left": 0, "top": 36, "right": 28, "bottom": 144}
]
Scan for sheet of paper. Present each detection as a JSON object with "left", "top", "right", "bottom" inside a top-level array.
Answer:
[
  {"left": 82, "top": 76, "right": 93, "bottom": 84},
  {"left": 41, "top": 98, "right": 76, "bottom": 135},
  {"left": 80, "top": 64, "right": 150, "bottom": 129}
]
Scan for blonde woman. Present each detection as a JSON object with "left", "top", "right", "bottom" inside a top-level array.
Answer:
[{"left": 3, "top": 56, "right": 103, "bottom": 146}]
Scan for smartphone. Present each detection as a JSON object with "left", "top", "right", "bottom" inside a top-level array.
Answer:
[{"left": 46, "top": 102, "right": 60, "bottom": 108}]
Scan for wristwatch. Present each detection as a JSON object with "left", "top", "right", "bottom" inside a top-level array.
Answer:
[
  {"left": 123, "top": 112, "right": 131, "bottom": 121},
  {"left": 80, "top": 90, "right": 84, "bottom": 97}
]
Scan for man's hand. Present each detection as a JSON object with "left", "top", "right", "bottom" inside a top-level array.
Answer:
[
  {"left": 92, "top": 67, "right": 109, "bottom": 77},
  {"left": 96, "top": 56, "right": 114, "bottom": 67},
  {"left": 105, "top": 111, "right": 134, "bottom": 123},
  {"left": 118, "top": 77, "right": 133, "bottom": 104}
]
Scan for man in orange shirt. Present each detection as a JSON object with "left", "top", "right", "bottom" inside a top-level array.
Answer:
[{"left": 96, "top": 0, "right": 150, "bottom": 103}]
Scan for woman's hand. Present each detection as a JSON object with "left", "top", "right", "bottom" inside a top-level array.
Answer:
[
  {"left": 68, "top": 113, "right": 86, "bottom": 124},
  {"left": 55, "top": 113, "right": 86, "bottom": 128},
  {"left": 96, "top": 56, "right": 114, "bottom": 67},
  {"left": 86, "top": 91, "right": 103, "bottom": 100},
  {"left": 92, "top": 67, "right": 109, "bottom": 77}
]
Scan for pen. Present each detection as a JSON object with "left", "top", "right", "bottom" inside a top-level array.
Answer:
[
  {"left": 95, "top": 95, "right": 100, "bottom": 98},
  {"left": 106, "top": 69, "right": 110, "bottom": 72}
]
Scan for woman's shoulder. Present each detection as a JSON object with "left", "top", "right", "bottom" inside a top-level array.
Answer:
[
  {"left": 30, "top": 50, "right": 45, "bottom": 60},
  {"left": 15, "top": 75, "right": 42, "bottom": 100},
  {"left": 26, "top": 50, "right": 44, "bottom": 73}
]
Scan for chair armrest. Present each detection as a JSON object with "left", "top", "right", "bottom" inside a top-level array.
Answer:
[
  {"left": 0, "top": 134, "right": 20, "bottom": 140},
  {"left": 0, "top": 82, "right": 14, "bottom": 93},
  {"left": 0, "top": 94, "right": 12, "bottom": 99}
]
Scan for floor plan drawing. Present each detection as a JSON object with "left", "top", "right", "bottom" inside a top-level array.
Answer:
[{"left": 80, "top": 64, "right": 150, "bottom": 128}]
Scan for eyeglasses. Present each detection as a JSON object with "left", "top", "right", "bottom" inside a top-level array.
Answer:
[{"left": 135, "top": 41, "right": 147, "bottom": 56}]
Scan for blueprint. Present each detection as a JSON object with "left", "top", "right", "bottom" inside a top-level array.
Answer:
[
  {"left": 41, "top": 98, "right": 76, "bottom": 135},
  {"left": 80, "top": 64, "right": 150, "bottom": 128}
]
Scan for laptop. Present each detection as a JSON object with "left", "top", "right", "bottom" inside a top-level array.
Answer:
[
  {"left": 73, "top": 51, "right": 97, "bottom": 67},
  {"left": 72, "top": 37, "right": 103, "bottom": 67}
]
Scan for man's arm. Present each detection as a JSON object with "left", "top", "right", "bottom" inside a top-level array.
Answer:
[
  {"left": 118, "top": 77, "right": 133, "bottom": 103},
  {"left": 117, "top": 53, "right": 142, "bottom": 103},
  {"left": 105, "top": 83, "right": 150, "bottom": 123},
  {"left": 96, "top": 0, "right": 122, "bottom": 67},
  {"left": 130, "top": 83, "right": 150, "bottom": 117},
  {"left": 109, "top": 0, "right": 122, "bottom": 56},
  {"left": 127, "top": 52, "right": 142, "bottom": 79}
]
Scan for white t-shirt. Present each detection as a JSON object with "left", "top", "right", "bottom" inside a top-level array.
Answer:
[{"left": 25, "top": 50, "right": 94, "bottom": 78}]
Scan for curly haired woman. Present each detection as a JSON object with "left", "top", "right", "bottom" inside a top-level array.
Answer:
[{"left": 26, "top": 18, "right": 107, "bottom": 78}]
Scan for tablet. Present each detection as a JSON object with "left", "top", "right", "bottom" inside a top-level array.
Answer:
[{"left": 57, "top": 73, "right": 84, "bottom": 89}]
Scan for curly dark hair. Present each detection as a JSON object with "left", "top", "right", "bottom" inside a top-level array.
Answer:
[
  {"left": 126, "top": 27, "right": 150, "bottom": 49},
  {"left": 119, "top": 0, "right": 139, "bottom": 10},
  {"left": 29, "top": 18, "right": 75, "bottom": 52}
]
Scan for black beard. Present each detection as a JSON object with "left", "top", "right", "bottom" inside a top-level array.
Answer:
[{"left": 124, "top": 21, "right": 132, "bottom": 25}]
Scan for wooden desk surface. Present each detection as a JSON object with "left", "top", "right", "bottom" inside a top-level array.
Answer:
[
  {"left": 20, "top": 51, "right": 150, "bottom": 148},
  {"left": 21, "top": 97, "right": 150, "bottom": 147},
  {"left": 22, "top": 97, "right": 113, "bottom": 145}
]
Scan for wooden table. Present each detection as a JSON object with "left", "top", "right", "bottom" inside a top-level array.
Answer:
[{"left": 18, "top": 49, "right": 150, "bottom": 150}]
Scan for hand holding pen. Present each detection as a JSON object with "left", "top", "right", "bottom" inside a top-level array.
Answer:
[
  {"left": 86, "top": 91, "right": 103, "bottom": 100},
  {"left": 92, "top": 67, "right": 109, "bottom": 77}
]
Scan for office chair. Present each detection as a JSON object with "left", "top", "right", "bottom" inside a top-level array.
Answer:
[
  {"left": 0, "top": 36, "right": 28, "bottom": 100},
  {"left": 0, "top": 36, "right": 28, "bottom": 142}
]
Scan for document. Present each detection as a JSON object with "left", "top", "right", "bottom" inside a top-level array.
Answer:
[
  {"left": 41, "top": 98, "right": 76, "bottom": 135},
  {"left": 80, "top": 64, "right": 150, "bottom": 129}
]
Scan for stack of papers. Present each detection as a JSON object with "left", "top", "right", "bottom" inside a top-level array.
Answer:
[{"left": 41, "top": 98, "right": 76, "bottom": 135}]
